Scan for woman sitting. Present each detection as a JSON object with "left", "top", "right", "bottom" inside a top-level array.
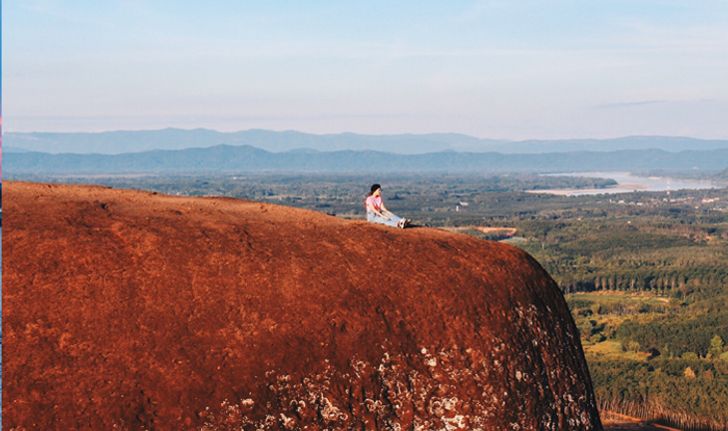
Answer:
[{"left": 365, "top": 183, "right": 410, "bottom": 228}]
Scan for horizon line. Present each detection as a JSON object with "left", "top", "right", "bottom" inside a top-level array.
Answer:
[{"left": 5, "top": 127, "right": 728, "bottom": 143}]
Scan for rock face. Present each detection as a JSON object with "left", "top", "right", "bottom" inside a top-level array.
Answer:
[{"left": 3, "top": 182, "right": 602, "bottom": 430}]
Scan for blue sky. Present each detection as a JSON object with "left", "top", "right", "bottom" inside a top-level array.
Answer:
[{"left": 4, "top": 0, "right": 728, "bottom": 138}]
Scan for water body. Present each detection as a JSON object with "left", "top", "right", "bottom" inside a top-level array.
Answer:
[{"left": 530, "top": 172, "right": 721, "bottom": 196}]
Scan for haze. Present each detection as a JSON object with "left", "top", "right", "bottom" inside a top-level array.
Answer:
[{"left": 4, "top": 0, "right": 728, "bottom": 139}]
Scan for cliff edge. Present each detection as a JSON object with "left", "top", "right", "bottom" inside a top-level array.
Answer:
[{"left": 3, "top": 181, "right": 602, "bottom": 430}]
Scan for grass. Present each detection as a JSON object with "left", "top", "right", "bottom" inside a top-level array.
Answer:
[
  {"left": 584, "top": 340, "right": 650, "bottom": 362},
  {"left": 567, "top": 291, "right": 672, "bottom": 329},
  {"left": 566, "top": 291, "right": 675, "bottom": 363}
]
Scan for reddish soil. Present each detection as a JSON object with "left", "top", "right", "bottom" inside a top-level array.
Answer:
[
  {"left": 602, "top": 412, "right": 681, "bottom": 431},
  {"left": 3, "top": 181, "right": 602, "bottom": 430}
]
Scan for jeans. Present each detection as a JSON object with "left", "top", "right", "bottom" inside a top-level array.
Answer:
[{"left": 367, "top": 210, "right": 404, "bottom": 228}]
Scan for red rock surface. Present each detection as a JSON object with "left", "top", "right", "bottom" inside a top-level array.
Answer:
[{"left": 3, "top": 181, "right": 603, "bottom": 430}]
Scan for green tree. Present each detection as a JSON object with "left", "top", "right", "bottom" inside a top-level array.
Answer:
[
  {"left": 682, "top": 351, "right": 699, "bottom": 360},
  {"left": 709, "top": 335, "right": 725, "bottom": 359}
]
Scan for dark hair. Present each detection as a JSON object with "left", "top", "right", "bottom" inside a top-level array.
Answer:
[{"left": 369, "top": 183, "right": 381, "bottom": 195}]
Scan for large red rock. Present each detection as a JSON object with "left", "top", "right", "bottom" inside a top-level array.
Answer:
[{"left": 3, "top": 181, "right": 602, "bottom": 430}]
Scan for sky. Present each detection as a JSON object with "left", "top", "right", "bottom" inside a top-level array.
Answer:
[{"left": 3, "top": 0, "right": 728, "bottom": 139}]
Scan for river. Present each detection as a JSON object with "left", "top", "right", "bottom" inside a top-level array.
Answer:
[{"left": 529, "top": 171, "right": 722, "bottom": 196}]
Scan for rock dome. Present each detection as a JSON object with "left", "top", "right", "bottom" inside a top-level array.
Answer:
[{"left": 3, "top": 182, "right": 602, "bottom": 430}]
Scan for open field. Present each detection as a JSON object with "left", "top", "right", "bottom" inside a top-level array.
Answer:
[{"left": 585, "top": 340, "right": 651, "bottom": 362}]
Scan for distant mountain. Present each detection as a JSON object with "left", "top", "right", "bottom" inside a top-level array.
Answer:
[
  {"left": 5, "top": 128, "right": 728, "bottom": 155},
  {"left": 3, "top": 128, "right": 491, "bottom": 155},
  {"left": 2, "top": 146, "right": 32, "bottom": 153},
  {"left": 5, "top": 145, "right": 728, "bottom": 175},
  {"left": 499, "top": 136, "right": 728, "bottom": 153}
]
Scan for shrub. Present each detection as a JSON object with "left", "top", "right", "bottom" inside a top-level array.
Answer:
[
  {"left": 682, "top": 351, "right": 699, "bottom": 360},
  {"left": 590, "top": 333, "right": 607, "bottom": 343},
  {"left": 622, "top": 340, "right": 641, "bottom": 352},
  {"left": 683, "top": 366, "right": 696, "bottom": 379},
  {"left": 708, "top": 335, "right": 725, "bottom": 359}
]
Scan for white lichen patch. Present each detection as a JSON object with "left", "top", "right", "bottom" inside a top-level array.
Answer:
[{"left": 197, "top": 343, "right": 599, "bottom": 431}]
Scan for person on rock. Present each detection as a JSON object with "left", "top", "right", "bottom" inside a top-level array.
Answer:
[{"left": 365, "top": 183, "right": 411, "bottom": 228}]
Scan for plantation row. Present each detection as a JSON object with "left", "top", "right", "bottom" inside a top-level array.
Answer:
[
  {"left": 555, "top": 270, "right": 728, "bottom": 296},
  {"left": 594, "top": 359, "right": 728, "bottom": 431}
]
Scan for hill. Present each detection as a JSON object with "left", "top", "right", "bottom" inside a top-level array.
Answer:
[
  {"left": 2, "top": 182, "right": 602, "bottom": 430},
  {"left": 2, "top": 129, "right": 492, "bottom": 154},
  {"left": 5, "top": 145, "right": 728, "bottom": 175},
  {"left": 5, "top": 128, "right": 728, "bottom": 154}
]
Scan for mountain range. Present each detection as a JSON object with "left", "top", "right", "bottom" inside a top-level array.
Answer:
[
  {"left": 6, "top": 144, "right": 728, "bottom": 175},
  {"left": 5, "top": 128, "right": 728, "bottom": 155}
]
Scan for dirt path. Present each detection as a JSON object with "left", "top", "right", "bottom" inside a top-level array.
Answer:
[{"left": 603, "top": 411, "right": 682, "bottom": 431}]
